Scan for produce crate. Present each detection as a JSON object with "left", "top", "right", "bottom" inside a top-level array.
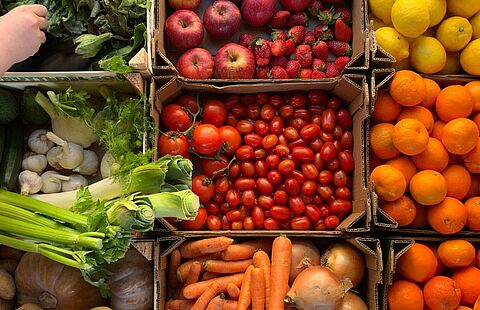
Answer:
[
  {"left": 149, "top": 74, "right": 371, "bottom": 234},
  {"left": 156, "top": 235, "right": 382, "bottom": 310},
  {"left": 153, "top": 0, "right": 370, "bottom": 81}
]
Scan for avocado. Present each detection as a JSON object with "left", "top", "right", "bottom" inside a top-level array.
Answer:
[
  {"left": 0, "top": 88, "right": 18, "bottom": 125},
  {"left": 21, "top": 86, "right": 50, "bottom": 125}
]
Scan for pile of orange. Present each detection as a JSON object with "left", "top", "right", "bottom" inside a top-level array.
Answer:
[
  {"left": 370, "top": 70, "right": 480, "bottom": 234},
  {"left": 388, "top": 240, "right": 480, "bottom": 310}
]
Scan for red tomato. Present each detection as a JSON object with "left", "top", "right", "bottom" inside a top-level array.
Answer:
[
  {"left": 243, "top": 217, "right": 255, "bottom": 230},
  {"left": 293, "top": 108, "right": 309, "bottom": 120},
  {"left": 324, "top": 215, "right": 340, "bottom": 229},
  {"left": 254, "top": 149, "right": 267, "bottom": 159},
  {"left": 236, "top": 120, "right": 254, "bottom": 135},
  {"left": 206, "top": 215, "right": 221, "bottom": 230},
  {"left": 292, "top": 147, "right": 314, "bottom": 162},
  {"left": 256, "top": 93, "right": 269, "bottom": 106},
  {"left": 320, "top": 130, "right": 334, "bottom": 142},
  {"left": 192, "top": 175, "right": 215, "bottom": 203},
  {"left": 319, "top": 170, "right": 333, "bottom": 185},
  {"left": 192, "top": 124, "right": 222, "bottom": 155},
  {"left": 246, "top": 103, "right": 261, "bottom": 120},
  {"left": 333, "top": 170, "right": 348, "bottom": 187},
  {"left": 274, "top": 190, "right": 288, "bottom": 205},
  {"left": 269, "top": 95, "right": 285, "bottom": 107},
  {"left": 313, "top": 153, "right": 324, "bottom": 170},
  {"left": 201, "top": 155, "right": 228, "bottom": 178},
  {"left": 289, "top": 196, "right": 306, "bottom": 214},
  {"left": 252, "top": 207, "right": 265, "bottom": 227},
  {"left": 320, "top": 205, "right": 332, "bottom": 217},
  {"left": 271, "top": 206, "right": 291, "bottom": 221},
  {"left": 322, "top": 109, "right": 336, "bottom": 131},
  {"left": 326, "top": 97, "right": 341, "bottom": 110},
  {"left": 336, "top": 109, "right": 352, "bottom": 129},
  {"left": 215, "top": 177, "right": 230, "bottom": 194},
  {"left": 284, "top": 127, "right": 299, "bottom": 140},
  {"left": 256, "top": 178, "right": 274, "bottom": 195},
  {"left": 288, "top": 138, "right": 309, "bottom": 149},
  {"left": 180, "top": 208, "right": 207, "bottom": 230},
  {"left": 318, "top": 186, "right": 334, "bottom": 200},
  {"left": 264, "top": 218, "right": 281, "bottom": 230},
  {"left": 291, "top": 118, "right": 309, "bottom": 131},
  {"left": 241, "top": 94, "right": 256, "bottom": 105},
  {"left": 225, "top": 114, "right": 239, "bottom": 127},
  {"left": 315, "top": 218, "right": 327, "bottom": 230},
  {"left": 226, "top": 210, "right": 242, "bottom": 222},
  {"left": 218, "top": 126, "right": 241, "bottom": 155},
  {"left": 302, "top": 180, "right": 317, "bottom": 196},
  {"left": 278, "top": 159, "right": 295, "bottom": 175},
  {"left": 262, "top": 134, "right": 279, "bottom": 150},
  {"left": 291, "top": 216, "right": 311, "bottom": 230},
  {"left": 327, "top": 159, "right": 340, "bottom": 172},
  {"left": 266, "top": 155, "right": 281, "bottom": 170},
  {"left": 309, "top": 138, "right": 323, "bottom": 152},
  {"left": 333, "top": 124, "right": 344, "bottom": 140},
  {"left": 241, "top": 190, "right": 256, "bottom": 207},
  {"left": 308, "top": 90, "right": 327, "bottom": 105},
  {"left": 228, "top": 163, "right": 241, "bottom": 179},
  {"left": 338, "top": 151, "right": 354, "bottom": 172},
  {"left": 279, "top": 105, "right": 294, "bottom": 119},
  {"left": 320, "top": 142, "right": 336, "bottom": 162},
  {"left": 258, "top": 195, "right": 274, "bottom": 210},
  {"left": 254, "top": 120, "right": 269, "bottom": 136},
  {"left": 285, "top": 178, "right": 300, "bottom": 197},
  {"left": 300, "top": 124, "right": 321, "bottom": 141},
  {"left": 330, "top": 199, "right": 352, "bottom": 215},
  {"left": 225, "top": 189, "right": 240, "bottom": 207},
  {"left": 261, "top": 104, "right": 275, "bottom": 121},
  {"left": 341, "top": 131, "right": 353, "bottom": 149},
  {"left": 302, "top": 163, "right": 319, "bottom": 180},
  {"left": 225, "top": 95, "right": 240, "bottom": 110},
  {"left": 220, "top": 202, "right": 232, "bottom": 214},
  {"left": 235, "top": 145, "right": 254, "bottom": 161},
  {"left": 305, "top": 204, "right": 321, "bottom": 223},
  {"left": 244, "top": 134, "right": 263, "bottom": 149},
  {"left": 269, "top": 116, "right": 284, "bottom": 135},
  {"left": 274, "top": 145, "right": 290, "bottom": 158},
  {"left": 241, "top": 161, "right": 255, "bottom": 177},
  {"left": 231, "top": 221, "right": 243, "bottom": 230},
  {"left": 177, "top": 95, "right": 199, "bottom": 114},
  {"left": 235, "top": 178, "right": 256, "bottom": 191},
  {"left": 158, "top": 132, "right": 189, "bottom": 156},
  {"left": 255, "top": 160, "right": 268, "bottom": 177},
  {"left": 204, "top": 201, "right": 220, "bottom": 215},
  {"left": 161, "top": 104, "right": 191, "bottom": 131},
  {"left": 288, "top": 170, "right": 306, "bottom": 185},
  {"left": 268, "top": 170, "right": 283, "bottom": 185},
  {"left": 231, "top": 104, "right": 246, "bottom": 118},
  {"left": 335, "top": 187, "right": 351, "bottom": 200},
  {"left": 222, "top": 215, "right": 230, "bottom": 230},
  {"left": 290, "top": 94, "right": 307, "bottom": 108}
]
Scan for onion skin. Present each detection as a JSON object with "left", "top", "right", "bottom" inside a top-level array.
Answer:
[
  {"left": 339, "top": 292, "right": 368, "bottom": 310},
  {"left": 289, "top": 239, "right": 321, "bottom": 284},
  {"left": 322, "top": 243, "right": 365, "bottom": 287}
]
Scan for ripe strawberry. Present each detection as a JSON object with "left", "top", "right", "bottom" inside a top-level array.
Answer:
[
  {"left": 285, "top": 12, "right": 308, "bottom": 28},
  {"left": 288, "top": 26, "right": 306, "bottom": 44},
  {"left": 318, "top": 7, "right": 339, "bottom": 26},
  {"left": 314, "top": 25, "right": 334, "bottom": 41},
  {"left": 326, "top": 62, "right": 340, "bottom": 78},
  {"left": 240, "top": 33, "right": 256, "bottom": 49},
  {"left": 303, "top": 31, "right": 316, "bottom": 45},
  {"left": 312, "top": 58, "right": 326, "bottom": 71},
  {"left": 285, "top": 60, "right": 301, "bottom": 78},
  {"left": 334, "top": 19, "right": 352, "bottom": 42},
  {"left": 268, "top": 11, "right": 290, "bottom": 28},
  {"left": 312, "top": 70, "right": 327, "bottom": 78},
  {"left": 271, "top": 29, "right": 288, "bottom": 41},
  {"left": 327, "top": 40, "right": 352, "bottom": 56},
  {"left": 284, "top": 39, "right": 296, "bottom": 56},
  {"left": 299, "top": 68, "right": 313, "bottom": 79},
  {"left": 293, "top": 44, "right": 312, "bottom": 68},
  {"left": 271, "top": 56, "right": 288, "bottom": 68},
  {"left": 254, "top": 38, "right": 271, "bottom": 66},
  {"left": 312, "top": 40, "right": 328, "bottom": 60},
  {"left": 256, "top": 66, "right": 270, "bottom": 79},
  {"left": 308, "top": 0, "right": 323, "bottom": 17},
  {"left": 335, "top": 56, "right": 351, "bottom": 70},
  {"left": 269, "top": 66, "right": 289, "bottom": 79},
  {"left": 271, "top": 39, "right": 286, "bottom": 57},
  {"left": 335, "top": 7, "right": 352, "bottom": 24}
]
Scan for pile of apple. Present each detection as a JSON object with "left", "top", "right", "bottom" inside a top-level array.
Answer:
[{"left": 165, "top": 0, "right": 353, "bottom": 79}]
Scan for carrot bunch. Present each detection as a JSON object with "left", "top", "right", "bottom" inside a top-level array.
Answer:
[{"left": 165, "top": 236, "right": 291, "bottom": 310}]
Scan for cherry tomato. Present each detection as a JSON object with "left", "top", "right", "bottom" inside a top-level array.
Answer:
[
  {"left": 308, "top": 90, "right": 327, "bottom": 105},
  {"left": 228, "top": 163, "right": 241, "bottom": 179},
  {"left": 266, "top": 155, "right": 281, "bottom": 170},
  {"left": 271, "top": 206, "right": 291, "bottom": 221},
  {"left": 235, "top": 178, "right": 256, "bottom": 191},
  {"left": 279, "top": 105, "right": 294, "bottom": 119},
  {"left": 158, "top": 132, "right": 189, "bottom": 156},
  {"left": 254, "top": 120, "right": 269, "bottom": 136},
  {"left": 220, "top": 202, "right": 232, "bottom": 214},
  {"left": 235, "top": 145, "right": 254, "bottom": 161},
  {"left": 214, "top": 192, "right": 226, "bottom": 204},
  {"left": 252, "top": 207, "right": 265, "bottom": 227},
  {"left": 231, "top": 104, "right": 246, "bottom": 118},
  {"left": 192, "top": 124, "right": 222, "bottom": 155},
  {"left": 284, "top": 127, "right": 299, "bottom": 140},
  {"left": 333, "top": 124, "right": 344, "bottom": 140},
  {"left": 315, "top": 218, "right": 327, "bottom": 230},
  {"left": 330, "top": 199, "right": 352, "bottom": 216},
  {"left": 247, "top": 103, "right": 261, "bottom": 120},
  {"left": 320, "top": 205, "right": 331, "bottom": 217},
  {"left": 290, "top": 94, "right": 307, "bottom": 108},
  {"left": 274, "top": 145, "right": 290, "bottom": 158},
  {"left": 215, "top": 177, "right": 230, "bottom": 193},
  {"left": 305, "top": 204, "right": 321, "bottom": 223},
  {"left": 225, "top": 189, "right": 240, "bottom": 207},
  {"left": 258, "top": 195, "right": 274, "bottom": 210},
  {"left": 334, "top": 140, "right": 343, "bottom": 154},
  {"left": 326, "top": 97, "right": 341, "bottom": 110},
  {"left": 269, "top": 95, "right": 285, "bottom": 107},
  {"left": 291, "top": 118, "right": 309, "bottom": 131},
  {"left": 261, "top": 104, "right": 275, "bottom": 121},
  {"left": 244, "top": 134, "right": 263, "bottom": 149},
  {"left": 278, "top": 134, "right": 288, "bottom": 146},
  {"left": 319, "top": 170, "right": 333, "bottom": 185},
  {"left": 338, "top": 151, "right": 354, "bottom": 172},
  {"left": 288, "top": 139, "right": 309, "bottom": 149},
  {"left": 320, "top": 131, "right": 334, "bottom": 143},
  {"left": 313, "top": 153, "right": 324, "bottom": 170},
  {"left": 302, "top": 163, "right": 319, "bottom": 180},
  {"left": 280, "top": 220, "right": 291, "bottom": 230},
  {"left": 243, "top": 217, "right": 255, "bottom": 230},
  {"left": 256, "top": 178, "right": 274, "bottom": 195},
  {"left": 241, "top": 161, "right": 255, "bottom": 177},
  {"left": 264, "top": 218, "right": 281, "bottom": 230},
  {"left": 312, "top": 194, "right": 323, "bottom": 206},
  {"left": 241, "top": 94, "right": 256, "bottom": 105},
  {"left": 221, "top": 215, "right": 230, "bottom": 229},
  {"left": 180, "top": 208, "right": 207, "bottom": 230},
  {"left": 203, "top": 100, "right": 227, "bottom": 126},
  {"left": 255, "top": 160, "right": 268, "bottom": 177},
  {"left": 192, "top": 175, "right": 215, "bottom": 203},
  {"left": 333, "top": 170, "right": 348, "bottom": 187},
  {"left": 218, "top": 126, "right": 241, "bottom": 155},
  {"left": 231, "top": 221, "right": 243, "bottom": 230},
  {"left": 300, "top": 124, "right": 321, "bottom": 141},
  {"left": 293, "top": 108, "right": 309, "bottom": 120},
  {"left": 177, "top": 95, "right": 199, "bottom": 114},
  {"left": 317, "top": 185, "right": 334, "bottom": 200},
  {"left": 161, "top": 104, "right": 191, "bottom": 131},
  {"left": 206, "top": 215, "right": 221, "bottom": 230},
  {"left": 274, "top": 190, "right": 288, "bottom": 205},
  {"left": 225, "top": 95, "right": 240, "bottom": 110},
  {"left": 254, "top": 149, "right": 267, "bottom": 159},
  {"left": 262, "top": 134, "right": 279, "bottom": 150},
  {"left": 256, "top": 93, "right": 269, "bottom": 105},
  {"left": 336, "top": 109, "right": 352, "bottom": 129},
  {"left": 201, "top": 155, "right": 228, "bottom": 178},
  {"left": 268, "top": 170, "right": 283, "bottom": 185},
  {"left": 242, "top": 190, "right": 256, "bottom": 207},
  {"left": 278, "top": 159, "right": 295, "bottom": 175},
  {"left": 327, "top": 159, "right": 340, "bottom": 171},
  {"left": 225, "top": 114, "right": 239, "bottom": 127},
  {"left": 322, "top": 109, "right": 336, "bottom": 131},
  {"left": 311, "top": 114, "right": 322, "bottom": 126},
  {"left": 302, "top": 180, "right": 317, "bottom": 196},
  {"left": 324, "top": 215, "right": 340, "bottom": 229},
  {"left": 204, "top": 201, "right": 220, "bottom": 215},
  {"left": 292, "top": 147, "right": 314, "bottom": 162},
  {"left": 289, "top": 196, "right": 306, "bottom": 214},
  {"left": 291, "top": 216, "right": 311, "bottom": 230},
  {"left": 236, "top": 120, "right": 254, "bottom": 135},
  {"left": 226, "top": 210, "right": 242, "bottom": 222},
  {"left": 341, "top": 131, "right": 353, "bottom": 149},
  {"left": 335, "top": 187, "right": 352, "bottom": 200},
  {"left": 300, "top": 193, "right": 313, "bottom": 204},
  {"left": 269, "top": 116, "right": 284, "bottom": 135},
  {"left": 320, "top": 142, "right": 336, "bottom": 162},
  {"left": 285, "top": 178, "right": 300, "bottom": 197}
]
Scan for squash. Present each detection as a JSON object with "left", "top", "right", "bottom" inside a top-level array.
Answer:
[
  {"left": 15, "top": 253, "right": 104, "bottom": 310},
  {"left": 107, "top": 247, "right": 154, "bottom": 310}
]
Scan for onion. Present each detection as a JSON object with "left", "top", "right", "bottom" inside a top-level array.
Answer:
[
  {"left": 289, "top": 239, "right": 321, "bottom": 284},
  {"left": 285, "top": 266, "right": 347, "bottom": 310},
  {"left": 322, "top": 242, "right": 365, "bottom": 287},
  {"left": 339, "top": 292, "right": 368, "bottom": 310}
]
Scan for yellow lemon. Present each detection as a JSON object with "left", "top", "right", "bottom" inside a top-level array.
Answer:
[
  {"left": 438, "top": 52, "right": 461, "bottom": 74},
  {"left": 369, "top": 14, "right": 389, "bottom": 31},
  {"left": 393, "top": 58, "right": 411, "bottom": 71},
  {"left": 436, "top": 17, "right": 473, "bottom": 52},
  {"left": 423, "top": 0, "right": 447, "bottom": 27},
  {"left": 375, "top": 27, "right": 410, "bottom": 61},
  {"left": 471, "top": 11, "right": 480, "bottom": 39},
  {"left": 391, "top": 0, "right": 431, "bottom": 38},
  {"left": 460, "top": 39, "right": 480, "bottom": 75},
  {"left": 410, "top": 36, "right": 447, "bottom": 74},
  {"left": 447, "top": 0, "right": 480, "bottom": 18},
  {"left": 369, "top": 0, "right": 394, "bottom": 24}
]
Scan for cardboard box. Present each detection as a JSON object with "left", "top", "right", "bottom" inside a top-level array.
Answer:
[
  {"left": 156, "top": 235, "right": 383, "bottom": 310},
  {"left": 149, "top": 74, "right": 371, "bottom": 234},
  {"left": 153, "top": 0, "right": 370, "bottom": 80}
]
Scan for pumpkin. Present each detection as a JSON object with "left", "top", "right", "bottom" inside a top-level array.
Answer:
[{"left": 15, "top": 253, "right": 104, "bottom": 310}]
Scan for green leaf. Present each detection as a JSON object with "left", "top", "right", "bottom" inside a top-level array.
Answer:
[
  {"left": 98, "top": 55, "right": 134, "bottom": 74},
  {"left": 74, "top": 33, "right": 114, "bottom": 58}
]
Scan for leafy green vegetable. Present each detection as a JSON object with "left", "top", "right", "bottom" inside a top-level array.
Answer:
[
  {"left": 98, "top": 55, "right": 134, "bottom": 74},
  {"left": 74, "top": 33, "right": 114, "bottom": 58}
]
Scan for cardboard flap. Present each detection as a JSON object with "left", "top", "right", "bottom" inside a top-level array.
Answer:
[
  {"left": 385, "top": 239, "right": 414, "bottom": 285},
  {"left": 352, "top": 237, "right": 383, "bottom": 283},
  {"left": 370, "top": 68, "right": 395, "bottom": 115},
  {"left": 371, "top": 190, "right": 398, "bottom": 228},
  {"left": 132, "top": 238, "right": 155, "bottom": 261},
  {"left": 368, "top": 21, "right": 395, "bottom": 64},
  {"left": 158, "top": 235, "right": 186, "bottom": 258}
]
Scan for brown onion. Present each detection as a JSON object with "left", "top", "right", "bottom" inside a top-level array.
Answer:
[
  {"left": 339, "top": 292, "right": 368, "bottom": 310},
  {"left": 289, "top": 239, "right": 321, "bottom": 284},
  {"left": 322, "top": 242, "right": 365, "bottom": 287}
]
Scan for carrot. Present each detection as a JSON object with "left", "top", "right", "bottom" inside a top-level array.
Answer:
[
  {"left": 222, "top": 300, "right": 238, "bottom": 310},
  {"left": 177, "top": 253, "right": 221, "bottom": 282},
  {"left": 206, "top": 295, "right": 224, "bottom": 310},
  {"left": 253, "top": 250, "right": 271, "bottom": 310},
  {"left": 178, "top": 261, "right": 202, "bottom": 299},
  {"left": 204, "top": 259, "right": 253, "bottom": 274},
  {"left": 183, "top": 273, "right": 244, "bottom": 300},
  {"left": 169, "top": 249, "right": 182, "bottom": 288},
  {"left": 237, "top": 265, "right": 254, "bottom": 310},
  {"left": 250, "top": 267, "right": 265, "bottom": 310},
  {"left": 165, "top": 299, "right": 195, "bottom": 310},
  {"left": 221, "top": 239, "right": 272, "bottom": 261},
  {"left": 226, "top": 283, "right": 240, "bottom": 300},
  {"left": 180, "top": 237, "right": 234, "bottom": 259},
  {"left": 269, "top": 236, "right": 292, "bottom": 310},
  {"left": 202, "top": 272, "right": 222, "bottom": 281},
  {"left": 192, "top": 283, "right": 221, "bottom": 310}
]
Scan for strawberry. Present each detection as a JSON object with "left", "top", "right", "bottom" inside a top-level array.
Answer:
[
  {"left": 268, "top": 11, "right": 290, "bottom": 28},
  {"left": 326, "top": 62, "right": 340, "bottom": 78},
  {"left": 271, "top": 40, "right": 286, "bottom": 57},
  {"left": 288, "top": 26, "right": 306, "bottom": 44},
  {"left": 299, "top": 68, "right": 313, "bottom": 79},
  {"left": 312, "top": 58, "right": 326, "bottom": 71},
  {"left": 256, "top": 66, "right": 270, "bottom": 79},
  {"left": 293, "top": 44, "right": 312, "bottom": 68},
  {"left": 271, "top": 29, "right": 288, "bottom": 41},
  {"left": 334, "top": 19, "right": 352, "bottom": 42},
  {"left": 271, "top": 56, "right": 288, "bottom": 68},
  {"left": 284, "top": 39, "right": 296, "bottom": 56},
  {"left": 318, "top": 7, "right": 340, "bottom": 26},
  {"left": 308, "top": 0, "right": 324, "bottom": 17},
  {"left": 303, "top": 31, "right": 316, "bottom": 45},
  {"left": 312, "top": 40, "right": 328, "bottom": 60},
  {"left": 314, "top": 25, "right": 334, "bottom": 41},
  {"left": 240, "top": 33, "right": 256, "bottom": 49},
  {"left": 254, "top": 38, "right": 271, "bottom": 66},
  {"left": 269, "top": 66, "right": 289, "bottom": 79},
  {"left": 312, "top": 70, "right": 327, "bottom": 78},
  {"left": 285, "top": 12, "right": 308, "bottom": 28},
  {"left": 327, "top": 40, "right": 352, "bottom": 56},
  {"left": 285, "top": 60, "right": 301, "bottom": 78},
  {"left": 335, "top": 7, "right": 352, "bottom": 24},
  {"left": 335, "top": 56, "right": 351, "bottom": 70}
]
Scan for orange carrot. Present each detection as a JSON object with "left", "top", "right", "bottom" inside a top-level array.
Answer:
[
  {"left": 177, "top": 253, "right": 221, "bottom": 282},
  {"left": 222, "top": 300, "right": 238, "bottom": 310},
  {"left": 180, "top": 237, "right": 234, "bottom": 259},
  {"left": 201, "top": 272, "right": 222, "bottom": 281},
  {"left": 269, "top": 236, "right": 292, "bottom": 310},
  {"left": 169, "top": 249, "right": 182, "bottom": 288},
  {"left": 178, "top": 261, "right": 202, "bottom": 299},
  {"left": 206, "top": 295, "right": 224, "bottom": 310},
  {"left": 253, "top": 250, "right": 271, "bottom": 310},
  {"left": 221, "top": 239, "right": 272, "bottom": 261},
  {"left": 192, "top": 283, "right": 221, "bottom": 310},
  {"left": 237, "top": 265, "right": 254, "bottom": 310},
  {"left": 226, "top": 283, "right": 240, "bottom": 300},
  {"left": 204, "top": 259, "right": 253, "bottom": 274},
  {"left": 165, "top": 299, "right": 195, "bottom": 310},
  {"left": 250, "top": 267, "right": 265, "bottom": 310},
  {"left": 183, "top": 273, "right": 244, "bottom": 300}
]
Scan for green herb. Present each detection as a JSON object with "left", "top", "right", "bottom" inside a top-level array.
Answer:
[{"left": 98, "top": 55, "right": 135, "bottom": 74}]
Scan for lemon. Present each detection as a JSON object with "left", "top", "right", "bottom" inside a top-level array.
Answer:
[
  {"left": 423, "top": 0, "right": 447, "bottom": 27},
  {"left": 447, "top": 0, "right": 480, "bottom": 18},
  {"left": 436, "top": 17, "right": 473, "bottom": 52},
  {"left": 393, "top": 58, "right": 411, "bottom": 71},
  {"left": 460, "top": 39, "right": 480, "bottom": 75},
  {"left": 438, "top": 52, "right": 461, "bottom": 74},
  {"left": 471, "top": 11, "right": 480, "bottom": 39},
  {"left": 369, "top": 14, "right": 389, "bottom": 31},
  {"left": 391, "top": 0, "right": 431, "bottom": 38},
  {"left": 369, "top": 0, "right": 394, "bottom": 24},
  {"left": 410, "top": 36, "right": 447, "bottom": 74},
  {"left": 375, "top": 27, "right": 410, "bottom": 61}
]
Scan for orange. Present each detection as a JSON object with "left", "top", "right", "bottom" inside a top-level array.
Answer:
[
  {"left": 397, "top": 106, "right": 435, "bottom": 133},
  {"left": 452, "top": 266, "right": 480, "bottom": 305},
  {"left": 432, "top": 120, "right": 446, "bottom": 140},
  {"left": 370, "top": 123, "right": 400, "bottom": 160},
  {"left": 473, "top": 113, "right": 480, "bottom": 131},
  {"left": 388, "top": 280, "right": 424, "bottom": 310},
  {"left": 428, "top": 197, "right": 468, "bottom": 234},
  {"left": 420, "top": 78, "right": 441, "bottom": 110},
  {"left": 423, "top": 276, "right": 462, "bottom": 310},
  {"left": 465, "top": 197, "right": 480, "bottom": 230},
  {"left": 465, "top": 81, "right": 480, "bottom": 112},
  {"left": 381, "top": 195, "right": 417, "bottom": 227},
  {"left": 412, "top": 138, "right": 450, "bottom": 172},
  {"left": 392, "top": 119, "right": 430, "bottom": 156},
  {"left": 464, "top": 139, "right": 480, "bottom": 173},
  {"left": 397, "top": 243, "right": 438, "bottom": 283},
  {"left": 389, "top": 70, "right": 427, "bottom": 107},
  {"left": 408, "top": 203, "right": 428, "bottom": 229},
  {"left": 476, "top": 296, "right": 480, "bottom": 310},
  {"left": 438, "top": 240, "right": 476, "bottom": 268},
  {"left": 386, "top": 155, "right": 418, "bottom": 185},
  {"left": 370, "top": 165, "right": 407, "bottom": 201},
  {"left": 436, "top": 85, "right": 474, "bottom": 122},
  {"left": 468, "top": 175, "right": 480, "bottom": 198},
  {"left": 427, "top": 244, "right": 446, "bottom": 276},
  {"left": 410, "top": 170, "right": 448, "bottom": 206},
  {"left": 457, "top": 306, "right": 473, "bottom": 310},
  {"left": 442, "top": 165, "right": 472, "bottom": 200},
  {"left": 442, "top": 118, "right": 479, "bottom": 155},
  {"left": 372, "top": 90, "right": 402, "bottom": 123}
]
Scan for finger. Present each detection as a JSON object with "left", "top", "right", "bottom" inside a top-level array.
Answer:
[
  {"left": 29, "top": 4, "right": 48, "bottom": 17},
  {"left": 39, "top": 31, "right": 46, "bottom": 44},
  {"left": 37, "top": 17, "right": 48, "bottom": 30}
]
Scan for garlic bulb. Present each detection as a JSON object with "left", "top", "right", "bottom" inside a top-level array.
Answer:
[
  {"left": 22, "top": 154, "right": 48, "bottom": 174},
  {"left": 40, "top": 171, "right": 70, "bottom": 194},
  {"left": 18, "top": 170, "right": 43, "bottom": 195},
  {"left": 62, "top": 174, "right": 88, "bottom": 192},
  {"left": 46, "top": 147, "right": 63, "bottom": 170},
  {"left": 100, "top": 152, "right": 119, "bottom": 179},
  {"left": 45, "top": 132, "right": 84, "bottom": 170},
  {"left": 73, "top": 150, "right": 99, "bottom": 176},
  {"left": 28, "top": 129, "right": 54, "bottom": 154}
]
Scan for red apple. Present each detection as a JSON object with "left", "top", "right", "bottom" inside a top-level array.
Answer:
[
  {"left": 279, "top": 0, "right": 311, "bottom": 12},
  {"left": 241, "top": 0, "right": 275, "bottom": 27},
  {"left": 168, "top": 0, "right": 201, "bottom": 10},
  {"left": 177, "top": 48, "right": 215, "bottom": 79},
  {"left": 165, "top": 10, "right": 204, "bottom": 51},
  {"left": 203, "top": 1, "right": 241, "bottom": 40},
  {"left": 214, "top": 43, "right": 255, "bottom": 79}
]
